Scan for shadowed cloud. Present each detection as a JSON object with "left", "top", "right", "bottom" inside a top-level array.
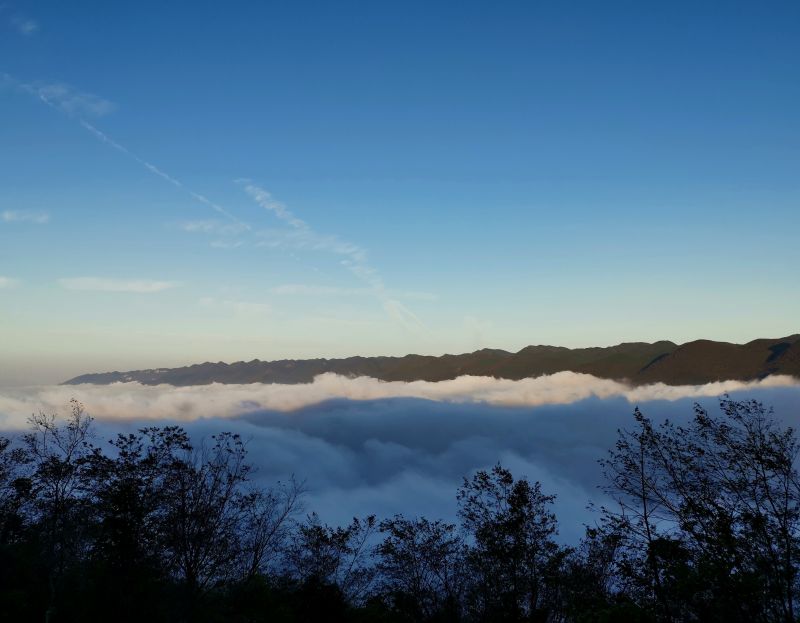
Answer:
[{"left": 1, "top": 375, "right": 797, "bottom": 542}]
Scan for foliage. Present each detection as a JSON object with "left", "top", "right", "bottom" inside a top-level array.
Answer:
[
  {"left": 0, "top": 396, "right": 798, "bottom": 622},
  {"left": 599, "top": 397, "right": 800, "bottom": 622}
]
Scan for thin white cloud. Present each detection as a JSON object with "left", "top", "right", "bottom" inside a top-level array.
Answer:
[
  {"left": 80, "top": 121, "right": 179, "bottom": 189},
  {"left": 255, "top": 228, "right": 368, "bottom": 261},
  {"left": 180, "top": 220, "right": 248, "bottom": 250},
  {"left": 32, "top": 82, "right": 114, "bottom": 117},
  {"left": 241, "top": 182, "right": 426, "bottom": 332},
  {"left": 58, "top": 277, "right": 179, "bottom": 293},
  {"left": 270, "top": 284, "right": 367, "bottom": 296},
  {"left": 6, "top": 69, "right": 428, "bottom": 330},
  {"left": 210, "top": 239, "right": 244, "bottom": 249},
  {"left": 199, "top": 297, "right": 271, "bottom": 316},
  {"left": 390, "top": 290, "right": 438, "bottom": 301},
  {"left": 0, "top": 276, "right": 18, "bottom": 288},
  {"left": 1, "top": 73, "right": 112, "bottom": 118},
  {"left": 226, "top": 300, "right": 271, "bottom": 315},
  {"left": 238, "top": 180, "right": 308, "bottom": 230},
  {"left": 2, "top": 75, "right": 247, "bottom": 229},
  {"left": 2, "top": 210, "right": 49, "bottom": 224},
  {"left": 77, "top": 120, "right": 249, "bottom": 228},
  {"left": 180, "top": 220, "right": 247, "bottom": 235},
  {"left": 11, "top": 16, "right": 37, "bottom": 35},
  {"left": 268, "top": 283, "right": 437, "bottom": 300}
]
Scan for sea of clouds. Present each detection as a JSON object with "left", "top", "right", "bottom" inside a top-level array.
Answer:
[{"left": 1, "top": 372, "right": 798, "bottom": 543}]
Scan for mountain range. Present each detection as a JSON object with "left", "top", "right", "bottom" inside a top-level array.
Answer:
[{"left": 63, "top": 335, "right": 800, "bottom": 387}]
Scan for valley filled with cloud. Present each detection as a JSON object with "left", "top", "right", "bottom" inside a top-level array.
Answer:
[{"left": 2, "top": 374, "right": 798, "bottom": 543}]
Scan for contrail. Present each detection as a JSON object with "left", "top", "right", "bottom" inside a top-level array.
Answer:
[
  {"left": 6, "top": 72, "right": 424, "bottom": 330},
  {"left": 77, "top": 118, "right": 248, "bottom": 228},
  {"left": 2, "top": 71, "right": 249, "bottom": 229},
  {"left": 240, "top": 180, "right": 426, "bottom": 332}
]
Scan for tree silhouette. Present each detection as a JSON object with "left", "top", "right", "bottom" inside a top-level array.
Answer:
[
  {"left": 286, "top": 513, "right": 378, "bottom": 604},
  {"left": 600, "top": 397, "right": 800, "bottom": 622},
  {"left": 457, "top": 463, "right": 563, "bottom": 622},
  {"left": 0, "top": 396, "right": 797, "bottom": 622},
  {"left": 376, "top": 515, "right": 466, "bottom": 622}
]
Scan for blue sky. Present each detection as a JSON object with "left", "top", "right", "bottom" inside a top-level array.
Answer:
[{"left": 1, "top": 0, "right": 799, "bottom": 384}]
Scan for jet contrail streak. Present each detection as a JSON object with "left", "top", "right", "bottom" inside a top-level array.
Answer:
[
  {"left": 77, "top": 119, "right": 249, "bottom": 228},
  {"left": 8, "top": 73, "right": 422, "bottom": 329}
]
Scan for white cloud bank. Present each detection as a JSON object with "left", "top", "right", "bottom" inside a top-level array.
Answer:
[
  {"left": 0, "top": 276, "right": 17, "bottom": 288},
  {"left": 0, "top": 372, "right": 796, "bottom": 428}
]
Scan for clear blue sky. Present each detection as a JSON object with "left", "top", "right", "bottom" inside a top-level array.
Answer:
[{"left": 1, "top": 0, "right": 798, "bottom": 384}]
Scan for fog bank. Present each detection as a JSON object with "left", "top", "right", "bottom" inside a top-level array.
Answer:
[
  {"left": 0, "top": 372, "right": 796, "bottom": 428},
  {"left": 1, "top": 374, "right": 798, "bottom": 543}
]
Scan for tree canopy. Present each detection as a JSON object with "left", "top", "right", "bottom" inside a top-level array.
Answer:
[{"left": 0, "top": 396, "right": 798, "bottom": 622}]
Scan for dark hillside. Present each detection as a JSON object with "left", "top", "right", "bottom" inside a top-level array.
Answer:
[{"left": 64, "top": 335, "right": 800, "bottom": 386}]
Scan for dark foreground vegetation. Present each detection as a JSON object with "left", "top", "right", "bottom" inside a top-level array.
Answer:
[{"left": 1, "top": 397, "right": 799, "bottom": 622}]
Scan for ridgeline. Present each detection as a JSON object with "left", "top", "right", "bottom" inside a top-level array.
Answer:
[{"left": 64, "top": 334, "right": 800, "bottom": 386}]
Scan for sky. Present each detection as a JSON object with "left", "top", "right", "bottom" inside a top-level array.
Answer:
[{"left": 1, "top": 0, "right": 799, "bottom": 385}]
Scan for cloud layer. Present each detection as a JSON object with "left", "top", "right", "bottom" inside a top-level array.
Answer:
[
  {"left": 1, "top": 374, "right": 798, "bottom": 542},
  {"left": 0, "top": 372, "right": 795, "bottom": 426}
]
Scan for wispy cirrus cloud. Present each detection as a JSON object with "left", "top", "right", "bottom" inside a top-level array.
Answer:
[
  {"left": 209, "top": 239, "right": 244, "bottom": 249},
  {"left": 2, "top": 210, "right": 49, "bottom": 224},
  {"left": 58, "top": 277, "right": 179, "bottom": 293},
  {"left": 78, "top": 120, "right": 249, "bottom": 227},
  {"left": 3, "top": 72, "right": 248, "bottom": 229},
  {"left": 0, "top": 276, "right": 18, "bottom": 288},
  {"left": 237, "top": 180, "right": 307, "bottom": 230},
  {"left": 239, "top": 181, "right": 425, "bottom": 331},
  {"left": 0, "top": 4, "right": 38, "bottom": 36},
  {"left": 180, "top": 220, "right": 248, "bottom": 235},
  {"left": 270, "top": 284, "right": 369, "bottom": 296},
  {"left": 270, "top": 283, "right": 437, "bottom": 301},
  {"left": 6, "top": 69, "right": 428, "bottom": 330},
  {"left": 178, "top": 221, "right": 249, "bottom": 249},
  {"left": 175, "top": 182, "right": 427, "bottom": 329},
  {"left": 199, "top": 297, "right": 271, "bottom": 316},
  {"left": 254, "top": 228, "right": 367, "bottom": 260},
  {"left": 180, "top": 221, "right": 247, "bottom": 249},
  {"left": 11, "top": 16, "right": 37, "bottom": 35},
  {"left": 31, "top": 81, "right": 113, "bottom": 117},
  {"left": 1, "top": 73, "right": 113, "bottom": 117}
]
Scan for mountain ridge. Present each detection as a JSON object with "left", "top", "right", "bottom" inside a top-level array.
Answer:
[{"left": 63, "top": 335, "right": 800, "bottom": 387}]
